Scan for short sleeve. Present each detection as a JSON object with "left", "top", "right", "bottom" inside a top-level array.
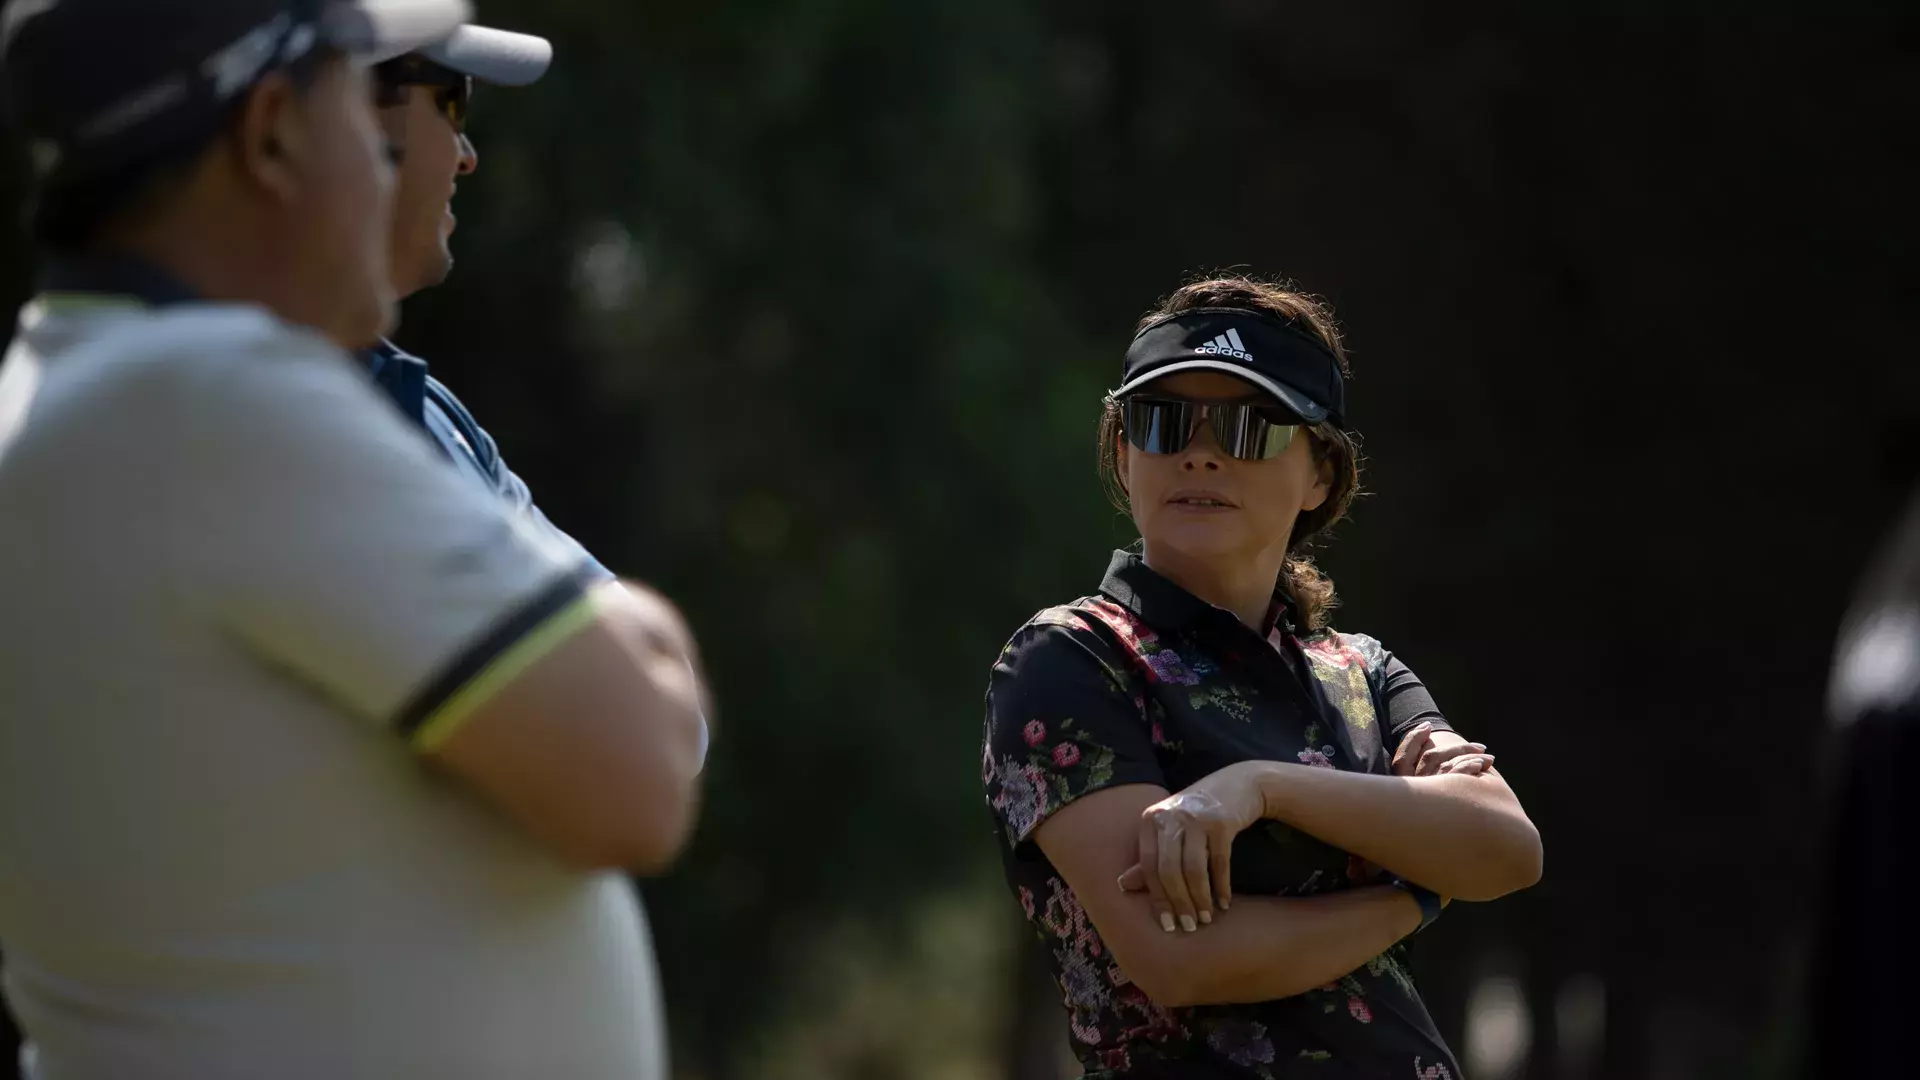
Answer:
[
  {"left": 983, "top": 609, "right": 1166, "bottom": 850},
  {"left": 512, "top": 477, "right": 612, "bottom": 582},
  {"left": 172, "top": 334, "right": 601, "bottom": 748},
  {"left": 1376, "top": 650, "right": 1454, "bottom": 753},
  {"left": 425, "top": 375, "right": 613, "bottom": 582}
]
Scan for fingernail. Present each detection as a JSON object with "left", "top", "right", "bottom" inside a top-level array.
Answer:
[
  {"left": 1418, "top": 722, "right": 1433, "bottom": 732},
  {"left": 1199, "top": 910, "right": 1212, "bottom": 925},
  {"left": 1160, "top": 912, "right": 1176, "bottom": 933},
  {"left": 1469, "top": 743, "right": 1487, "bottom": 751},
  {"left": 1220, "top": 897, "right": 1230, "bottom": 911},
  {"left": 1180, "top": 915, "right": 1197, "bottom": 933}
]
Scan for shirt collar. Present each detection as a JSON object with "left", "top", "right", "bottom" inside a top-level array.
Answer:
[
  {"left": 1098, "top": 548, "right": 1299, "bottom": 638},
  {"left": 365, "top": 339, "right": 428, "bottom": 424},
  {"left": 38, "top": 254, "right": 200, "bottom": 307}
]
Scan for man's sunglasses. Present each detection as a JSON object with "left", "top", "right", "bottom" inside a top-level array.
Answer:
[
  {"left": 372, "top": 56, "right": 472, "bottom": 133},
  {"left": 1119, "top": 396, "right": 1304, "bottom": 461}
]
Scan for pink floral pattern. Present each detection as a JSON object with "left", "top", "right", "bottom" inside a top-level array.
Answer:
[
  {"left": 1297, "top": 632, "right": 1378, "bottom": 734},
  {"left": 1084, "top": 599, "right": 1202, "bottom": 686}
]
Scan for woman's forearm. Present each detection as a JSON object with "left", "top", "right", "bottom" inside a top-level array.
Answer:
[
  {"left": 1130, "top": 884, "right": 1422, "bottom": 1007},
  {"left": 1254, "top": 762, "right": 1542, "bottom": 901}
]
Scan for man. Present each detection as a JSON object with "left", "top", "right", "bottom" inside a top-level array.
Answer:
[
  {"left": 366, "top": 26, "right": 608, "bottom": 574},
  {"left": 361, "top": 24, "right": 715, "bottom": 745},
  {"left": 0, "top": 2, "right": 706, "bottom": 1078},
  {"left": 1809, "top": 494, "right": 1920, "bottom": 1074}
]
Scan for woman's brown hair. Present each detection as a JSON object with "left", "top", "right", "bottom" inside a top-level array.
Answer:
[{"left": 1097, "top": 275, "right": 1364, "bottom": 631}]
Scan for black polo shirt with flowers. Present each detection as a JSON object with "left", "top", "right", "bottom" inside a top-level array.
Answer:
[{"left": 982, "top": 550, "right": 1464, "bottom": 1079}]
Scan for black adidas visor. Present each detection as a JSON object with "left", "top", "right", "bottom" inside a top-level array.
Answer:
[{"left": 1113, "top": 307, "right": 1347, "bottom": 428}]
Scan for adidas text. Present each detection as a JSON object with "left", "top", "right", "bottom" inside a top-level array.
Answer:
[{"left": 1194, "top": 329, "right": 1253, "bottom": 362}]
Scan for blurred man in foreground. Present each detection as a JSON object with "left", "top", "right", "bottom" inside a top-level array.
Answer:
[
  {"left": 1810, "top": 495, "right": 1920, "bottom": 1074},
  {"left": 0, "top": 2, "right": 706, "bottom": 1077}
]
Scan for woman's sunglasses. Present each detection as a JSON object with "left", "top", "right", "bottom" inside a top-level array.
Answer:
[
  {"left": 372, "top": 56, "right": 473, "bottom": 133},
  {"left": 1120, "top": 396, "right": 1303, "bottom": 461}
]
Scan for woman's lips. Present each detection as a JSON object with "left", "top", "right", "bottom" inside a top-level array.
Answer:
[{"left": 1166, "top": 490, "right": 1238, "bottom": 511}]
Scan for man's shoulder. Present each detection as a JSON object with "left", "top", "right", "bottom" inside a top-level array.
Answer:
[
  {"left": 27, "top": 300, "right": 345, "bottom": 389},
  {"left": 19, "top": 305, "right": 418, "bottom": 499}
]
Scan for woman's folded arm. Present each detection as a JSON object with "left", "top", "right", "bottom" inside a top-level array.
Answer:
[
  {"left": 1254, "top": 762, "right": 1543, "bottom": 902},
  {"left": 1034, "top": 783, "right": 1424, "bottom": 1008}
]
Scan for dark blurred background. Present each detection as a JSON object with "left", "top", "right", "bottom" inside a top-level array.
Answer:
[{"left": 4, "top": 2, "right": 1916, "bottom": 1078}]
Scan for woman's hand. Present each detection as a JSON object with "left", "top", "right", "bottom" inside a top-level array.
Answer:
[
  {"left": 1393, "top": 722, "right": 1494, "bottom": 777},
  {"left": 1114, "top": 761, "right": 1272, "bottom": 933}
]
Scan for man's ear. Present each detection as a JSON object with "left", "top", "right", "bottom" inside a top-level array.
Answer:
[{"left": 231, "top": 70, "right": 305, "bottom": 202}]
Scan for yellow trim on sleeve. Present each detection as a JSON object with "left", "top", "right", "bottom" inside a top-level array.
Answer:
[{"left": 411, "top": 590, "right": 604, "bottom": 752}]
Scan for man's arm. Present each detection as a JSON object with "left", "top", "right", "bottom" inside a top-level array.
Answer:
[
  {"left": 423, "top": 579, "right": 707, "bottom": 871},
  {"left": 1036, "top": 784, "right": 1423, "bottom": 1007},
  {"left": 420, "top": 376, "right": 711, "bottom": 770},
  {"left": 183, "top": 339, "right": 707, "bottom": 873}
]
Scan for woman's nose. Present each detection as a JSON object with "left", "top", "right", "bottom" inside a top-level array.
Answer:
[{"left": 1181, "top": 418, "right": 1225, "bottom": 469}]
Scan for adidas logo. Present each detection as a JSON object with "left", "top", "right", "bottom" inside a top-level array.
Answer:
[{"left": 1193, "top": 328, "right": 1253, "bottom": 362}]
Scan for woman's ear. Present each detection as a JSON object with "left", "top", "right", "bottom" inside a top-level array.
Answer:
[{"left": 1300, "top": 437, "right": 1334, "bottom": 513}]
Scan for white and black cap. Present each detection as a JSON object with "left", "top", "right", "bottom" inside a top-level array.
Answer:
[
  {"left": 413, "top": 25, "right": 552, "bottom": 86},
  {"left": 0, "top": 0, "right": 471, "bottom": 187}
]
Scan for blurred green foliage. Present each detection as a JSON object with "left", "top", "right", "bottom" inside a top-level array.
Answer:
[
  {"left": 4, "top": 2, "right": 1915, "bottom": 1077},
  {"left": 405, "top": 3, "right": 1115, "bottom": 1071}
]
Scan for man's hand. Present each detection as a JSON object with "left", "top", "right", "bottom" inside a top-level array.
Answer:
[{"left": 1392, "top": 721, "right": 1494, "bottom": 777}]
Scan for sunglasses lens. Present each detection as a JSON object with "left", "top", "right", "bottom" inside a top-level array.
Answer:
[
  {"left": 1122, "top": 398, "right": 1196, "bottom": 454},
  {"left": 440, "top": 80, "right": 471, "bottom": 130},
  {"left": 1211, "top": 404, "right": 1299, "bottom": 460}
]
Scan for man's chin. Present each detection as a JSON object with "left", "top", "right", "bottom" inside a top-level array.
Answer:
[{"left": 396, "top": 250, "right": 456, "bottom": 300}]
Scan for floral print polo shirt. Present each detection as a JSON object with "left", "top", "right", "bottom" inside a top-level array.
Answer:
[{"left": 982, "top": 550, "right": 1465, "bottom": 1079}]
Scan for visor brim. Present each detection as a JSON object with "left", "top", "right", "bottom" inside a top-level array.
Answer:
[{"left": 1112, "top": 359, "right": 1332, "bottom": 425}]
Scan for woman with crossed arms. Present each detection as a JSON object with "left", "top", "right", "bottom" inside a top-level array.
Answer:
[{"left": 983, "top": 276, "right": 1542, "bottom": 1078}]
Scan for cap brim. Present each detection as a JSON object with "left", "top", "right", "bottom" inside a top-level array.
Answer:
[
  {"left": 324, "top": 0, "right": 472, "bottom": 61},
  {"left": 1112, "top": 359, "right": 1332, "bottom": 424},
  {"left": 419, "top": 26, "right": 553, "bottom": 85}
]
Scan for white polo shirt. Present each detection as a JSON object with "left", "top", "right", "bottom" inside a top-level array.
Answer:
[{"left": 0, "top": 294, "right": 665, "bottom": 1080}]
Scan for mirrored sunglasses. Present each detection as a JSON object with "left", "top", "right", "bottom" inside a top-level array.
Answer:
[{"left": 1120, "top": 396, "right": 1303, "bottom": 461}]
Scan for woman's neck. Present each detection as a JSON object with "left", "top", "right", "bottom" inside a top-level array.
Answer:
[{"left": 1140, "top": 541, "right": 1287, "bottom": 632}]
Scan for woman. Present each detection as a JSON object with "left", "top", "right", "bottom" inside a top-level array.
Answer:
[{"left": 983, "top": 276, "right": 1542, "bottom": 1078}]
